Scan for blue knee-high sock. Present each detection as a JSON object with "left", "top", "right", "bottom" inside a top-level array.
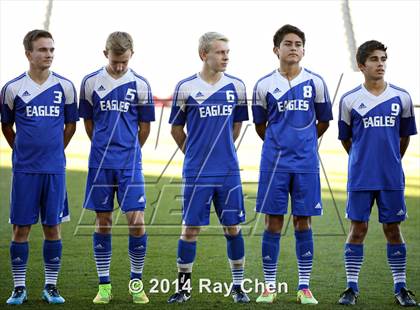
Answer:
[
  {"left": 387, "top": 243, "right": 407, "bottom": 294},
  {"left": 225, "top": 231, "right": 245, "bottom": 289},
  {"left": 177, "top": 239, "right": 196, "bottom": 272},
  {"left": 129, "top": 234, "right": 147, "bottom": 280},
  {"left": 43, "top": 239, "right": 62, "bottom": 287},
  {"left": 262, "top": 230, "right": 281, "bottom": 290},
  {"left": 176, "top": 239, "right": 196, "bottom": 292},
  {"left": 344, "top": 243, "right": 363, "bottom": 293},
  {"left": 10, "top": 241, "right": 29, "bottom": 289},
  {"left": 295, "top": 229, "right": 314, "bottom": 290},
  {"left": 93, "top": 232, "right": 112, "bottom": 284}
]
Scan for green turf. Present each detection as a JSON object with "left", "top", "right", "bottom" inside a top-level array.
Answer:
[{"left": 0, "top": 167, "right": 419, "bottom": 309}]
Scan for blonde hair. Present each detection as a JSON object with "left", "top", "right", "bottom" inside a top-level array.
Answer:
[
  {"left": 105, "top": 31, "right": 134, "bottom": 54},
  {"left": 198, "top": 32, "right": 228, "bottom": 55}
]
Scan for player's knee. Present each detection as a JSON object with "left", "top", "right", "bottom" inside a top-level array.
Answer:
[
  {"left": 348, "top": 222, "right": 368, "bottom": 242},
  {"left": 129, "top": 225, "right": 145, "bottom": 237},
  {"left": 12, "top": 225, "right": 31, "bottom": 242},
  {"left": 96, "top": 214, "right": 112, "bottom": 225},
  {"left": 293, "top": 216, "right": 311, "bottom": 231},
  {"left": 181, "top": 226, "right": 200, "bottom": 241},
  {"left": 383, "top": 223, "right": 403, "bottom": 243},
  {"left": 223, "top": 225, "right": 240, "bottom": 236},
  {"left": 126, "top": 211, "right": 144, "bottom": 226},
  {"left": 95, "top": 214, "right": 112, "bottom": 233},
  {"left": 265, "top": 215, "right": 283, "bottom": 233},
  {"left": 42, "top": 224, "right": 61, "bottom": 240}
]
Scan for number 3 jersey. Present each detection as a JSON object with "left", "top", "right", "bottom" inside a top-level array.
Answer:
[
  {"left": 338, "top": 83, "right": 417, "bottom": 191},
  {"left": 0, "top": 72, "right": 78, "bottom": 174},
  {"left": 79, "top": 67, "right": 155, "bottom": 170},
  {"left": 252, "top": 68, "right": 333, "bottom": 173},
  {"left": 169, "top": 73, "right": 248, "bottom": 177}
]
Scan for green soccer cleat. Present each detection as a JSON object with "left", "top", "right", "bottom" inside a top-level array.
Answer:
[
  {"left": 297, "top": 288, "right": 318, "bottom": 305},
  {"left": 93, "top": 283, "right": 112, "bottom": 304},
  {"left": 256, "top": 287, "right": 277, "bottom": 303},
  {"left": 129, "top": 280, "right": 149, "bottom": 304}
]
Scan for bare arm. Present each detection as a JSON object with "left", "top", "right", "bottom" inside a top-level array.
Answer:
[
  {"left": 171, "top": 125, "right": 187, "bottom": 154},
  {"left": 255, "top": 123, "right": 266, "bottom": 141},
  {"left": 316, "top": 121, "right": 330, "bottom": 138},
  {"left": 341, "top": 138, "right": 352, "bottom": 154},
  {"left": 400, "top": 136, "right": 410, "bottom": 159},
  {"left": 64, "top": 122, "right": 76, "bottom": 149},
  {"left": 233, "top": 122, "right": 242, "bottom": 142},
  {"left": 138, "top": 122, "right": 151, "bottom": 147},
  {"left": 1, "top": 123, "right": 15, "bottom": 148},
  {"left": 83, "top": 119, "right": 93, "bottom": 141}
]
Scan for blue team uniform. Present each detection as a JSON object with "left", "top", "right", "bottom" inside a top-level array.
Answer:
[
  {"left": 169, "top": 73, "right": 248, "bottom": 226},
  {"left": 338, "top": 83, "right": 417, "bottom": 223},
  {"left": 1, "top": 72, "right": 78, "bottom": 225},
  {"left": 79, "top": 67, "right": 155, "bottom": 212},
  {"left": 252, "top": 68, "right": 333, "bottom": 215}
]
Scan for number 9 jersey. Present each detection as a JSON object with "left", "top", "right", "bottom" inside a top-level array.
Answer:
[{"left": 338, "top": 83, "right": 417, "bottom": 191}]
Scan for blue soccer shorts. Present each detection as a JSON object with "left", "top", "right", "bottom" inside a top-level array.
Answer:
[
  {"left": 256, "top": 172, "right": 322, "bottom": 216},
  {"left": 182, "top": 175, "right": 245, "bottom": 226},
  {"left": 10, "top": 172, "right": 69, "bottom": 226},
  {"left": 83, "top": 168, "right": 146, "bottom": 213},
  {"left": 346, "top": 190, "right": 406, "bottom": 223}
]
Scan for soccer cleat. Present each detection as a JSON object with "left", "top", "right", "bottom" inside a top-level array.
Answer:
[
  {"left": 167, "top": 291, "right": 191, "bottom": 303},
  {"left": 93, "top": 283, "right": 112, "bottom": 304},
  {"left": 6, "top": 287, "right": 27, "bottom": 305},
  {"left": 41, "top": 284, "right": 65, "bottom": 304},
  {"left": 256, "top": 287, "right": 277, "bottom": 303},
  {"left": 338, "top": 287, "right": 358, "bottom": 305},
  {"left": 395, "top": 287, "right": 416, "bottom": 307},
  {"left": 129, "top": 280, "right": 149, "bottom": 304},
  {"left": 231, "top": 286, "right": 250, "bottom": 303},
  {"left": 297, "top": 288, "right": 318, "bottom": 305}
]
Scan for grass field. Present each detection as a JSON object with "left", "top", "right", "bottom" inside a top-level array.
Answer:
[{"left": 0, "top": 167, "right": 419, "bottom": 310}]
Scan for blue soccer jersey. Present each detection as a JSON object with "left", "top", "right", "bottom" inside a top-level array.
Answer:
[
  {"left": 1, "top": 72, "right": 78, "bottom": 174},
  {"left": 169, "top": 73, "right": 248, "bottom": 177},
  {"left": 338, "top": 83, "right": 417, "bottom": 191},
  {"left": 79, "top": 67, "right": 155, "bottom": 170},
  {"left": 252, "top": 68, "right": 333, "bottom": 173}
]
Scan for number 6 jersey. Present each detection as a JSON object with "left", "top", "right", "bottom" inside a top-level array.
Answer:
[{"left": 169, "top": 73, "right": 248, "bottom": 178}]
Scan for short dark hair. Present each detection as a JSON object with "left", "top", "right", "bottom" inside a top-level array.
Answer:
[
  {"left": 23, "top": 29, "right": 53, "bottom": 51},
  {"left": 273, "top": 24, "right": 305, "bottom": 47},
  {"left": 356, "top": 40, "right": 387, "bottom": 65}
]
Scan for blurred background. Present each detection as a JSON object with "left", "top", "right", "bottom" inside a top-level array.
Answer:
[
  {"left": 0, "top": 2, "right": 418, "bottom": 307},
  {"left": 1, "top": 0, "right": 418, "bottom": 195}
]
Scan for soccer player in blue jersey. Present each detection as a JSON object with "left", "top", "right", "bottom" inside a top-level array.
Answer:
[
  {"left": 337, "top": 40, "right": 417, "bottom": 307},
  {"left": 167, "top": 32, "right": 249, "bottom": 304},
  {"left": 79, "top": 31, "right": 154, "bottom": 304},
  {"left": 1, "top": 30, "right": 78, "bottom": 305},
  {"left": 252, "top": 24, "right": 333, "bottom": 304}
]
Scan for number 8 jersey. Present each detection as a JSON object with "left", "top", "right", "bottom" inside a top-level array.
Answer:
[
  {"left": 252, "top": 68, "right": 333, "bottom": 173},
  {"left": 338, "top": 83, "right": 417, "bottom": 191}
]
